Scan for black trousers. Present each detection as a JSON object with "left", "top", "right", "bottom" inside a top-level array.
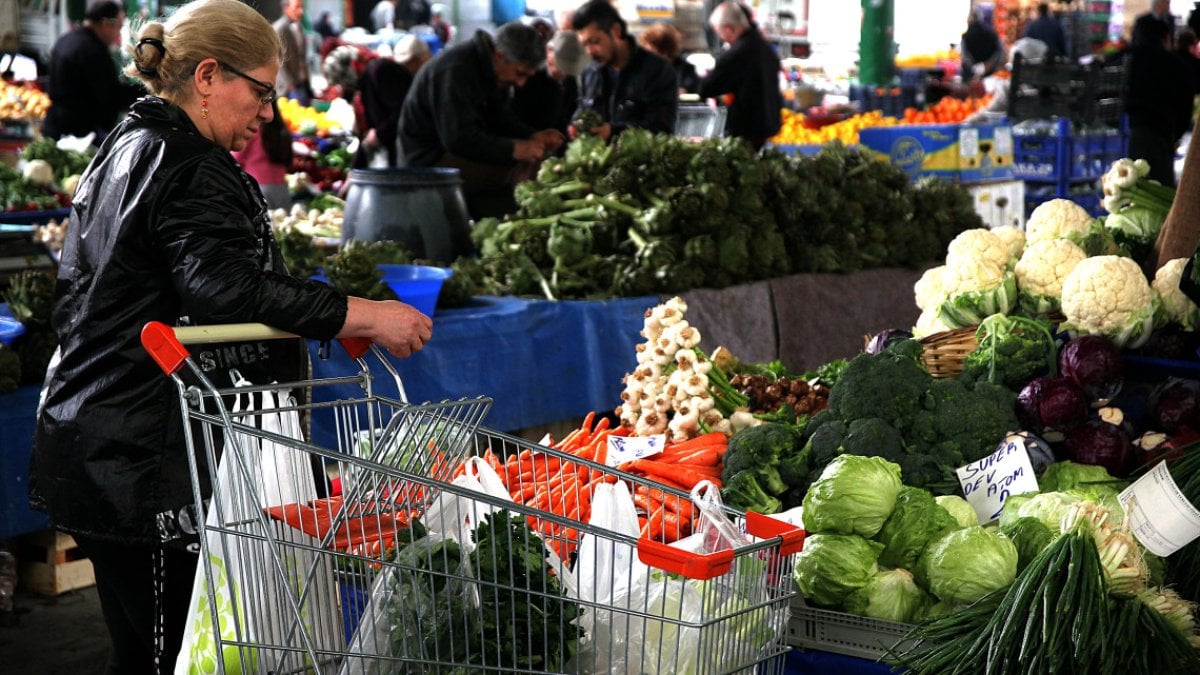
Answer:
[
  {"left": 1128, "top": 125, "right": 1178, "bottom": 188},
  {"left": 72, "top": 535, "right": 198, "bottom": 675}
]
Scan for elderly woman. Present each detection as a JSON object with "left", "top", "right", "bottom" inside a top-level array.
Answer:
[{"left": 28, "top": 1, "right": 431, "bottom": 672}]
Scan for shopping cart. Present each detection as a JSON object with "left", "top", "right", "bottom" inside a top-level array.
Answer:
[{"left": 142, "top": 322, "right": 804, "bottom": 675}]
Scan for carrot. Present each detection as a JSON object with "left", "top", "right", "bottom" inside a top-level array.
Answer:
[
  {"left": 633, "top": 491, "right": 664, "bottom": 517},
  {"left": 628, "top": 459, "right": 716, "bottom": 490},
  {"left": 637, "top": 485, "right": 696, "bottom": 520},
  {"left": 661, "top": 447, "right": 722, "bottom": 467},
  {"left": 580, "top": 411, "right": 597, "bottom": 437},
  {"left": 663, "top": 431, "right": 727, "bottom": 454},
  {"left": 648, "top": 508, "right": 692, "bottom": 542}
]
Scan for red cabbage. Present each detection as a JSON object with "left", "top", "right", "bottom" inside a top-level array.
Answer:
[
  {"left": 1064, "top": 419, "right": 1133, "bottom": 477},
  {"left": 1017, "top": 376, "right": 1089, "bottom": 443},
  {"left": 1058, "top": 335, "right": 1124, "bottom": 407},
  {"left": 1149, "top": 378, "right": 1200, "bottom": 435}
]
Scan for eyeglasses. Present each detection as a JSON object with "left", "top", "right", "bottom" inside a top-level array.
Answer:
[{"left": 220, "top": 63, "right": 277, "bottom": 106}]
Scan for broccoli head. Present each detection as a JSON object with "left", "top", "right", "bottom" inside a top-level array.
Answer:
[
  {"left": 802, "top": 413, "right": 846, "bottom": 468},
  {"left": 778, "top": 440, "right": 813, "bottom": 488},
  {"left": 841, "top": 417, "right": 907, "bottom": 463},
  {"left": 720, "top": 422, "right": 800, "bottom": 496},
  {"left": 920, "top": 378, "right": 1019, "bottom": 467},
  {"left": 826, "top": 349, "right": 932, "bottom": 433},
  {"left": 722, "top": 471, "right": 783, "bottom": 514}
]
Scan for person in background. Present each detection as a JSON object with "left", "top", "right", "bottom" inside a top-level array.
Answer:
[
  {"left": 314, "top": 11, "right": 339, "bottom": 41},
  {"left": 699, "top": 2, "right": 781, "bottom": 149},
  {"left": 1126, "top": 16, "right": 1194, "bottom": 187},
  {"left": 1135, "top": 0, "right": 1177, "bottom": 49},
  {"left": 638, "top": 22, "right": 700, "bottom": 94},
  {"left": 1174, "top": 27, "right": 1200, "bottom": 92},
  {"left": 233, "top": 99, "right": 293, "bottom": 208},
  {"left": 43, "top": 1, "right": 141, "bottom": 141},
  {"left": 29, "top": 1, "right": 432, "bottom": 673},
  {"left": 398, "top": 22, "right": 564, "bottom": 218},
  {"left": 355, "top": 34, "right": 432, "bottom": 167},
  {"left": 396, "top": 0, "right": 432, "bottom": 30},
  {"left": 961, "top": 8, "right": 1006, "bottom": 80},
  {"left": 275, "top": 0, "right": 312, "bottom": 103},
  {"left": 514, "top": 28, "right": 585, "bottom": 138},
  {"left": 430, "top": 3, "right": 452, "bottom": 46},
  {"left": 1023, "top": 3, "right": 1067, "bottom": 58},
  {"left": 371, "top": 0, "right": 396, "bottom": 32},
  {"left": 572, "top": 0, "right": 677, "bottom": 139}
]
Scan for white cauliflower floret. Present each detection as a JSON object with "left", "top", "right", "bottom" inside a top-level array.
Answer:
[
  {"left": 941, "top": 257, "right": 1006, "bottom": 295},
  {"left": 945, "top": 228, "right": 1011, "bottom": 272},
  {"left": 914, "top": 265, "right": 947, "bottom": 311},
  {"left": 1026, "top": 199, "right": 1094, "bottom": 245},
  {"left": 991, "top": 225, "right": 1026, "bottom": 262},
  {"left": 938, "top": 258, "right": 1018, "bottom": 327},
  {"left": 1061, "top": 255, "right": 1159, "bottom": 348},
  {"left": 1014, "top": 239, "right": 1087, "bottom": 314},
  {"left": 1152, "top": 258, "right": 1200, "bottom": 331},
  {"left": 913, "top": 307, "right": 955, "bottom": 338}
]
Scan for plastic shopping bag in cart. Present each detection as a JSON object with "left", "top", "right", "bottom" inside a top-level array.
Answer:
[
  {"left": 420, "top": 456, "right": 512, "bottom": 548},
  {"left": 572, "top": 480, "right": 784, "bottom": 674},
  {"left": 174, "top": 383, "right": 337, "bottom": 675}
]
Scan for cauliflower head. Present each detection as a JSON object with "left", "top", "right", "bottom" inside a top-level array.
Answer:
[
  {"left": 1014, "top": 238, "right": 1088, "bottom": 314},
  {"left": 1026, "top": 199, "right": 1094, "bottom": 245},
  {"left": 992, "top": 225, "right": 1026, "bottom": 262},
  {"left": 915, "top": 265, "right": 947, "bottom": 312},
  {"left": 1152, "top": 258, "right": 1200, "bottom": 331},
  {"left": 914, "top": 307, "right": 955, "bottom": 339},
  {"left": 1060, "top": 255, "right": 1159, "bottom": 348},
  {"left": 946, "top": 228, "right": 1012, "bottom": 273},
  {"left": 938, "top": 259, "right": 1019, "bottom": 328}
]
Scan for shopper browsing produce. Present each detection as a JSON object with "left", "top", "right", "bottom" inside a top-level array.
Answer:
[
  {"left": 29, "top": 2, "right": 432, "bottom": 672},
  {"left": 699, "top": 2, "right": 782, "bottom": 149},
  {"left": 572, "top": 0, "right": 678, "bottom": 139}
]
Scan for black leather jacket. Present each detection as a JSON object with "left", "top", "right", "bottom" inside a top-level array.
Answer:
[{"left": 30, "top": 97, "right": 348, "bottom": 544}]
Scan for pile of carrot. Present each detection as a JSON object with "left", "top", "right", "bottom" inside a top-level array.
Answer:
[{"left": 453, "top": 413, "right": 731, "bottom": 559}]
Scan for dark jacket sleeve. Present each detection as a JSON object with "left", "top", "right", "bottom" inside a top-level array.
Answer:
[
  {"left": 614, "top": 57, "right": 678, "bottom": 134},
  {"left": 152, "top": 153, "right": 347, "bottom": 339},
  {"left": 429, "top": 67, "right": 531, "bottom": 164},
  {"left": 699, "top": 45, "right": 741, "bottom": 100}
]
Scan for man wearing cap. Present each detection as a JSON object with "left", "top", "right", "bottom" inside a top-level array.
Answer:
[
  {"left": 356, "top": 35, "right": 432, "bottom": 168},
  {"left": 699, "top": 2, "right": 780, "bottom": 149},
  {"left": 572, "top": 0, "right": 677, "bottom": 139},
  {"left": 398, "top": 22, "right": 565, "bottom": 217},
  {"left": 43, "top": 0, "right": 141, "bottom": 141}
]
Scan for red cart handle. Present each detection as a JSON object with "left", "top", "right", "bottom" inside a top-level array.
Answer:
[
  {"left": 141, "top": 321, "right": 372, "bottom": 375},
  {"left": 635, "top": 512, "right": 805, "bottom": 580}
]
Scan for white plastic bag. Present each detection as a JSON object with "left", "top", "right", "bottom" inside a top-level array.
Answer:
[
  {"left": 422, "top": 456, "right": 512, "bottom": 549},
  {"left": 174, "top": 384, "right": 334, "bottom": 675}
]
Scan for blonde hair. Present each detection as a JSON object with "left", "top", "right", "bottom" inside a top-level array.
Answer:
[{"left": 125, "top": 0, "right": 282, "bottom": 102}]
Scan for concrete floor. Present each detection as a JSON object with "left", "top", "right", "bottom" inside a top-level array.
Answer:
[{"left": 0, "top": 585, "right": 109, "bottom": 674}]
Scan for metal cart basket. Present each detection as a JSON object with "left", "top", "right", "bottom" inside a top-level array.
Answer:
[{"left": 142, "top": 322, "right": 804, "bottom": 675}]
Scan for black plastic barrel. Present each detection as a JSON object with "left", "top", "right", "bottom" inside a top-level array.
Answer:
[{"left": 341, "top": 168, "right": 473, "bottom": 263}]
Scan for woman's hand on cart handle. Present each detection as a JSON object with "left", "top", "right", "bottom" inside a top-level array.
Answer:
[{"left": 340, "top": 296, "right": 433, "bottom": 358}]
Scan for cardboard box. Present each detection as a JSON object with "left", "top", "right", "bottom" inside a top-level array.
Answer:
[
  {"left": 858, "top": 123, "right": 1014, "bottom": 183},
  {"left": 967, "top": 180, "right": 1026, "bottom": 230}
]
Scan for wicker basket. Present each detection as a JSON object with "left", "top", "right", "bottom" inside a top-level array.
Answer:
[{"left": 919, "top": 326, "right": 979, "bottom": 378}]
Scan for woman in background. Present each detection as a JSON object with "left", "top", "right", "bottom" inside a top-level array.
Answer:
[
  {"left": 233, "top": 98, "right": 293, "bottom": 208},
  {"left": 639, "top": 22, "right": 700, "bottom": 94}
]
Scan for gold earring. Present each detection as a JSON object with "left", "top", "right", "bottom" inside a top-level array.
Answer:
[{"left": 201, "top": 97, "right": 208, "bottom": 119}]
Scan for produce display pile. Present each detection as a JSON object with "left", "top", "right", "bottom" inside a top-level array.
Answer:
[
  {"left": 0, "top": 81, "right": 50, "bottom": 122},
  {"left": 0, "top": 138, "right": 90, "bottom": 213},
  {"left": 470, "top": 130, "right": 983, "bottom": 300},
  {"left": 770, "top": 95, "right": 993, "bottom": 146},
  {"left": 0, "top": 270, "right": 56, "bottom": 392}
]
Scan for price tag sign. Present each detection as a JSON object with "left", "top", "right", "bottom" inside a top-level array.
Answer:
[
  {"left": 956, "top": 438, "right": 1040, "bottom": 524},
  {"left": 605, "top": 434, "right": 665, "bottom": 467},
  {"left": 1119, "top": 462, "right": 1200, "bottom": 557}
]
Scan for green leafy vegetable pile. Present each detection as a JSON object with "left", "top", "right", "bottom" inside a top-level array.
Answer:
[
  {"left": 22, "top": 136, "right": 93, "bottom": 181},
  {"left": 471, "top": 132, "right": 982, "bottom": 300},
  {"left": 2, "top": 270, "right": 57, "bottom": 386}
]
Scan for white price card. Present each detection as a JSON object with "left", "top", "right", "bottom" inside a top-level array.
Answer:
[
  {"left": 1119, "top": 462, "right": 1200, "bottom": 557},
  {"left": 960, "top": 127, "right": 980, "bottom": 159},
  {"left": 956, "top": 438, "right": 1040, "bottom": 524},
  {"left": 993, "top": 127, "right": 1013, "bottom": 156},
  {"left": 605, "top": 434, "right": 665, "bottom": 467}
]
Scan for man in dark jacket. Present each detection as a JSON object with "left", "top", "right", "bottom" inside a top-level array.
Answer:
[
  {"left": 43, "top": 1, "right": 140, "bottom": 141},
  {"left": 699, "top": 2, "right": 781, "bottom": 148},
  {"left": 398, "top": 22, "right": 564, "bottom": 217},
  {"left": 572, "top": 0, "right": 677, "bottom": 139},
  {"left": 1023, "top": 3, "right": 1067, "bottom": 57}
]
